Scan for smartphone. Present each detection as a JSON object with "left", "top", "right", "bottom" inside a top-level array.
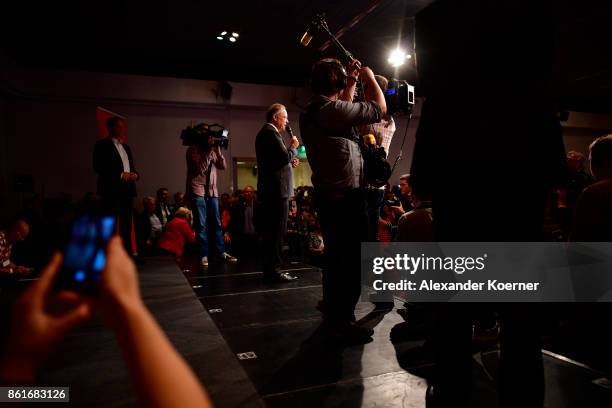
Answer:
[{"left": 55, "top": 214, "right": 115, "bottom": 293}]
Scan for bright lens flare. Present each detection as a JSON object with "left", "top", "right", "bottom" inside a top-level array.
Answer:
[{"left": 388, "top": 49, "right": 411, "bottom": 67}]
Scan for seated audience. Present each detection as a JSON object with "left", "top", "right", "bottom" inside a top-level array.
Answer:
[
  {"left": 157, "top": 208, "right": 196, "bottom": 260},
  {"left": 570, "top": 135, "right": 612, "bottom": 241},
  {"left": 302, "top": 210, "right": 324, "bottom": 266},
  {"left": 227, "top": 185, "right": 260, "bottom": 258},
  {"left": 556, "top": 151, "right": 594, "bottom": 238},
  {"left": 174, "top": 191, "right": 186, "bottom": 208},
  {"left": 396, "top": 178, "right": 434, "bottom": 242},
  {"left": 156, "top": 187, "right": 174, "bottom": 227},
  {"left": 0, "top": 237, "right": 212, "bottom": 407},
  {"left": 174, "top": 191, "right": 193, "bottom": 226},
  {"left": 220, "top": 193, "right": 232, "bottom": 244},
  {"left": 0, "top": 219, "right": 33, "bottom": 276},
  {"left": 377, "top": 205, "right": 397, "bottom": 243},
  {"left": 136, "top": 196, "right": 162, "bottom": 255}
]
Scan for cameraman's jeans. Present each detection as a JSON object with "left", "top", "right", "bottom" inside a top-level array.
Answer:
[{"left": 192, "top": 195, "right": 225, "bottom": 258}]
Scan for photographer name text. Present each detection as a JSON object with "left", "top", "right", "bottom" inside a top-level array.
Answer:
[{"left": 373, "top": 279, "right": 541, "bottom": 292}]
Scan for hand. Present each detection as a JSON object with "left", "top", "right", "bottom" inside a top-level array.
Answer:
[
  {"left": 359, "top": 66, "right": 375, "bottom": 82},
  {"left": 1, "top": 253, "right": 92, "bottom": 382},
  {"left": 121, "top": 172, "right": 131, "bottom": 181},
  {"left": 129, "top": 172, "right": 139, "bottom": 182},
  {"left": 223, "top": 232, "right": 231, "bottom": 245},
  {"left": 289, "top": 136, "right": 299, "bottom": 150},
  {"left": 291, "top": 158, "right": 300, "bottom": 168},
  {"left": 97, "top": 236, "right": 145, "bottom": 331},
  {"left": 390, "top": 205, "right": 405, "bottom": 216},
  {"left": 348, "top": 59, "right": 362, "bottom": 79}
]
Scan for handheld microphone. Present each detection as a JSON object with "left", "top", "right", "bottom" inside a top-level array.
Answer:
[{"left": 286, "top": 125, "right": 294, "bottom": 136}]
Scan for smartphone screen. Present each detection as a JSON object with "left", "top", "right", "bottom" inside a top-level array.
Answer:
[{"left": 55, "top": 215, "right": 115, "bottom": 293}]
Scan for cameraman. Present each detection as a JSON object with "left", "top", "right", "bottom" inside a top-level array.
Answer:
[
  {"left": 186, "top": 125, "right": 237, "bottom": 268},
  {"left": 299, "top": 58, "right": 386, "bottom": 343}
]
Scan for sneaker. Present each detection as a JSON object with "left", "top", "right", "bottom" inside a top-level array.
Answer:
[
  {"left": 200, "top": 256, "right": 209, "bottom": 268},
  {"left": 221, "top": 252, "right": 238, "bottom": 263}
]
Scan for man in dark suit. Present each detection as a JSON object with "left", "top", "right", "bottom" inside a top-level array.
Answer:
[
  {"left": 93, "top": 116, "right": 139, "bottom": 254},
  {"left": 256, "top": 103, "right": 300, "bottom": 283},
  {"left": 155, "top": 187, "right": 174, "bottom": 227}
]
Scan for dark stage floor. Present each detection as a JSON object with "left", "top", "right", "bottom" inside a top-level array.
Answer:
[{"left": 181, "top": 255, "right": 612, "bottom": 408}]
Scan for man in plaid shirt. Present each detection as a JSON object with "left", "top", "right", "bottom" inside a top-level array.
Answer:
[
  {"left": 362, "top": 75, "right": 397, "bottom": 243},
  {"left": 365, "top": 75, "right": 396, "bottom": 157}
]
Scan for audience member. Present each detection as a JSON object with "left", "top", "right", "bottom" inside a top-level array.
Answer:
[
  {"left": 219, "top": 193, "right": 232, "bottom": 243},
  {"left": 174, "top": 192, "right": 193, "bottom": 226},
  {"left": 397, "top": 174, "right": 413, "bottom": 214},
  {"left": 556, "top": 151, "right": 595, "bottom": 237},
  {"left": 156, "top": 187, "right": 174, "bottom": 227},
  {"left": 396, "top": 178, "right": 434, "bottom": 242},
  {"left": 158, "top": 208, "right": 196, "bottom": 260},
  {"left": 570, "top": 135, "right": 612, "bottom": 241},
  {"left": 227, "top": 185, "right": 260, "bottom": 259},
  {"left": 0, "top": 220, "right": 33, "bottom": 276},
  {"left": 302, "top": 210, "right": 324, "bottom": 266},
  {"left": 0, "top": 237, "right": 213, "bottom": 407},
  {"left": 377, "top": 205, "right": 397, "bottom": 243},
  {"left": 174, "top": 191, "right": 186, "bottom": 208},
  {"left": 362, "top": 74, "right": 397, "bottom": 241},
  {"left": 136, "top": 196, "right": 162, "bottom": 256}
]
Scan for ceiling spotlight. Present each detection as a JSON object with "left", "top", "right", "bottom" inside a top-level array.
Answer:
[
  {"left": 388, "top": 49, "right": 411, "bottom": 68},
  {"left": 229, "top": 37, "right": 236, "bottom": 43},
  {"left": 232, "top": 32, "right": 239, "bottom": 38},
  {"left": 216, "top": 36, "right": 223, "bottom": 40},
  {"left": 220, "top": 31, "right": 227, "bottom": 36}
]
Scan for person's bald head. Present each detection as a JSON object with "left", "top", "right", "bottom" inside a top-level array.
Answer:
[
  {"left": 7, "top": 219, "right": 30, "bottom": 243},
  {"left": 589, "top": 135, "right": 612, "bottom": 180},
  {"left": 242, "top": 185, "right": 255, "bottom": 203}
]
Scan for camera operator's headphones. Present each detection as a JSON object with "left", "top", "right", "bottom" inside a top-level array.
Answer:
[{"left": 312, "top": 58, "right": 348, "bottom": 94}]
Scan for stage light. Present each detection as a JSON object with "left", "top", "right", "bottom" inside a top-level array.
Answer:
[
  {"left": 232, "top": 32, "right": 239, "bottom": 38},
  {"left": 229, "top": 37, "right": 236, "bottom": 43},
  {"left": 388, "top": 49, "right": 411, "bottom": 67},
  {"left": 221, "top": 31, "right": 227, "bottom": 36},
  {"left": 216, "top": 36, "right": 223, "bottom": 40}
]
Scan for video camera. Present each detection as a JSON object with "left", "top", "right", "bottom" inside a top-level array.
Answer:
[
  {"left": 385, "top": 80, "right": 415, "bottom": 116},
  {"left": 180, "top": 123, "right": 229, "bottom": 148}
]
